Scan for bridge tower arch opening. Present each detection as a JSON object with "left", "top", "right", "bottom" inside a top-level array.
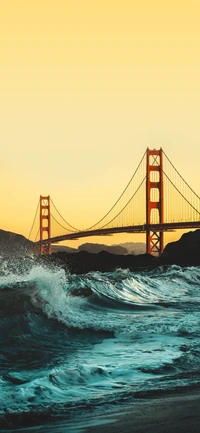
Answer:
[
  {"left": 146, "top": 148, "right": 164, "bottom": 255},
  {"left": 40, "top": 195, "right": 51, "bottom": 254}
]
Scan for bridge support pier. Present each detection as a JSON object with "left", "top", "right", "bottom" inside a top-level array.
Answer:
[
  {"left": 146, "top": 148, "right": 164, "bottom": 256},
  {"left": 40, "top": 195, "right": 51, "bottom": 254}
]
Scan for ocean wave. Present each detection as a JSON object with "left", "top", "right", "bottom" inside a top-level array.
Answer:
[
  {"left": 0, "top": 264, "right": 200, "bottom": 332},
  {"left": 0, "top": 260, "right": 200, "bottom": 429}
]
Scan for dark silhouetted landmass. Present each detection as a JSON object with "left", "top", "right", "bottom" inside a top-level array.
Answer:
[
  {"left": 161, "top": 229, "right": 200, "bottom": 265},
  {"left": 50, "top": 250, "right": 157, "bottom": 273},
  {"left": 0, "top": 229, "right": 34, "bottom": 256},
  {"left": 41, "top": 229, "right": 200, "bottom": 273},
  {"left": 1, "top": 228, "right": 200, "bottom": 273}
]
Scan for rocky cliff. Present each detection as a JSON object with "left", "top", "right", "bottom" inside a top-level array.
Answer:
[
  {"left": 0, "top": 229, "right": 34, "bottom": 257},
  {"left": 161, "top": 229, "right": 200, "bottom": 265}
]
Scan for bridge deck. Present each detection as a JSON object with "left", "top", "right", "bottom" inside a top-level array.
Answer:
[{"left": 36, "top": 221, "right": 200, "bottom": 244}]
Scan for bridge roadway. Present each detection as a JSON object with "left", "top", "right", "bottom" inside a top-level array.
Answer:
[{"left": 38, "top": 221, "right": 200, "bottom": 245}]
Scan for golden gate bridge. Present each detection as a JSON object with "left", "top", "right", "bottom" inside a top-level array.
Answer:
[{"left": 28, "top": 148, "right": 200, "bottom": 256}]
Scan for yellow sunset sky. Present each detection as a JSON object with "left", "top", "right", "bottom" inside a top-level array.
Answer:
[{"left": 1, "top": 0, "right": 200, "bottom": 248}]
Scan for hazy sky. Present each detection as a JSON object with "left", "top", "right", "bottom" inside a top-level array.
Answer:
[{"left": 1, "top": 0, "right": 200, "bottom": 247}]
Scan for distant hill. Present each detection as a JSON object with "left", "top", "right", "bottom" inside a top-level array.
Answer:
[
  {"left": 52, "top": 242, "right": 146, "bottom": 255},
  {"left": 78, "top": 243, "right": 128, "bottom": 255},
  {"left": 0, "top": 229, "right": 34, "bottom": 256},
  {"left": 51, "top": 244, "right": 77, "bottom": 253},
  {"left": 119, "top": 242, "right": 146, "bottom": 255}
]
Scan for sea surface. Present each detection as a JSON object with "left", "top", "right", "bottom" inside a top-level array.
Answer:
[{"left": 0, "top": 258, "right": 200, "bottom": 432}]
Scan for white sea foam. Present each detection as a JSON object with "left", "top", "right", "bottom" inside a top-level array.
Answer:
[{"left": 0, "top": 262, "right": 200, "bottom": 417}]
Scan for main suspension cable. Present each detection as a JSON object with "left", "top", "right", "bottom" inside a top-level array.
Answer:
[
  {"left": 50, "top": 198, "right": 80, "bottom": 231},
  {"left": 99, "top": 176, "right": 146, "bottom": 229},
  {"left": 85, "top": 150, "right": 147, "bottom": 231},
  {"left": 163, "top": 151, "right": 200, "bottom": 200},
  {"left": 51, "top": 213, "right": 77, "bottom": 233},
  {"left": 163, "top": 171, "right": 200, "bottom": 217},
  {"left": 34, "top": 228, "right": 40, "bottom": 243},
  {"left": 28, "top": 199, "right": 39, "bottom": 240}
]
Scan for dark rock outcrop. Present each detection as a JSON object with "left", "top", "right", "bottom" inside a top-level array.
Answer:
[
  {"left": 0, "top": 229, "right": 34, "bottom": 257},
  {"left": 46, "top": 250, "right": 158, "bottom": 274},
  {"left": 161, "top": 229, "right": 200, "bottom": 265}
]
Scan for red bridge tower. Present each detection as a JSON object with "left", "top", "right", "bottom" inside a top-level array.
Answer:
[
  {"left": 40, "top": 195, "right": 51, "bottom": 254},
  {"left": 146, "top": 148, "right": 164, "bottom": 255}
]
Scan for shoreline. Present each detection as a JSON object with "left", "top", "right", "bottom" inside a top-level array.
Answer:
[
  {"left": 2, "top": 390, "right": 200, "bottom": 433},
  {"left": 81, "top": 389, "right": 200, "bottom": 433}
]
